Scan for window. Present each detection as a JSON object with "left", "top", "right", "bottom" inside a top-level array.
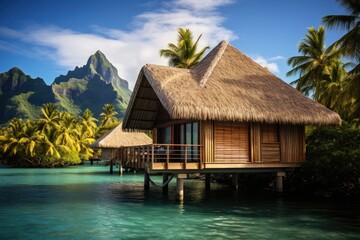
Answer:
[{"left": 158, "top": 126, "right": 171, "bottom": 144}]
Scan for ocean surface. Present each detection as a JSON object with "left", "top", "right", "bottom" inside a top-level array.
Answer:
[{"left": 0, "top": 163, "right": 359, "bottom": 239}]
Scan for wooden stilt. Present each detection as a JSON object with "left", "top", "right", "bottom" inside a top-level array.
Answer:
[
  {"left": 162, "top": 173, "right": 169, "bottom": 193},
  {"left": 110, "top": 160, "right": 113, "bottom": 174},
  {"left": 205, "top": 173, "right": 211, "bottom": 191},
  {"left": 176, "top": 174, "right": 187, "bottom": 201},
  {"left": 119, "top": 165, "right": 123, "bottom": 176},
  {"left": 276, "top": 172, "right": 286, "bottom": 193},
  {"left": 144, "top": 172, "right": 150, "bottom": 190},
  {"left": 232, "top": 173, "right": 239, "bottom": 190}
]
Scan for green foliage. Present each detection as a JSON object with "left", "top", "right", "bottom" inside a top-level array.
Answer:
[
  {"left": 0, "top": 103, "right": 121, "bottom": 167},
  {"left": 288, "top": 124, "right": 360, "bottom": 198},
  {"left": 288, "top": 2, "right": 360, "bottom": 122},
  {"left": 160, "top": 28, "right": 210, "bottom": 68}
]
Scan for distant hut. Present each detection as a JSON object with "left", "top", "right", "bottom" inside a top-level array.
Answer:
[
  {"left": 121, "top": 40, "right": 341, "bottom": 196},
  {"left": 91, "top": 123, "right": 152, "bottom": 167}
]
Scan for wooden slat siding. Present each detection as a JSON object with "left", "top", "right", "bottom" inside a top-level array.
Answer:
[
  {"left": 251, "top": 123, "right": 261, "bottom": 162},
  {"left": 201, "top": 121, "right": 214, "bottom": 163},
  {"left": 280, "top": 125, "right": 305, "bottom": 163},
  {"left": 261, "top": 124, "right": 280, "bottom": 162},
  {"left": 214, "top": 122, "right": 250, "bottom": 162}
]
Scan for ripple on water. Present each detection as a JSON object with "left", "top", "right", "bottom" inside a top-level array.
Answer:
[{"left": 0, "top": 165, "right": 359, "bottom": 240}]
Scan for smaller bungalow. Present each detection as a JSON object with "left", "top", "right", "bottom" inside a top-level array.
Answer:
[
  {"left": 120, "top": 40, "right": 341, "bottom": 199},
  {"left": 91, "top": 123, "right": 152, "bottom": 172}
]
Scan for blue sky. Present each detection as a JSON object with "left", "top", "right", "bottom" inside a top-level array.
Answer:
[{"left": 0, "top": 0, "right": 346, "bottom": 90}]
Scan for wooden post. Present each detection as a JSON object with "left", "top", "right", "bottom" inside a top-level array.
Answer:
[
  {"left": 176, "top": 174, "right": 187, "bottom": 201},
  {"left": 119, "top": 164, "right": 123, "bottom": 176},
  {"left": 205, "top": 173, "right": 211, "bottom": 191},
  {"left": 110, "top": 160, "right": 113, "bottom": 174},
  {"left": 162, "top": 173, "right": 169, "bottom": 193},
  {"left": 144, "top": 172, "right": 150, "bottom": 190},
  {"left": 276, "top": 172, "right": 286, "bottom": 193},
  {"left": 232, "top": 173, "right": 239, "bottom": 190}
]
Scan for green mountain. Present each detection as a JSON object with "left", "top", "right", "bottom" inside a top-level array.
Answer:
[
  {"left": 52, "top": 50, "right": 131, "bottom": 118},
  {"left": 0, "top": 67, "right": 55, "bottom": 123},
  {"left": 0, "top": 51, "right": 132, "bottom": 125}
]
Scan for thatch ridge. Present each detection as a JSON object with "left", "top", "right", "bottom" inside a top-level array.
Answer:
[{"left": 123, "top": 41, "right": 341, "bottom": 129}]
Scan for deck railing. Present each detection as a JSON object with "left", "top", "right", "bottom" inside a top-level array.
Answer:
[{"left": 120, "top": 144, "right": 203, "bottom": 171}]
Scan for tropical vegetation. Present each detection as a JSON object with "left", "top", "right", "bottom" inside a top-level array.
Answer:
[
  {"left": 286, "top": 0, "right": 360, "bottom": 199},
  {"left": 287, "top": 124, "right": 360, "bottom": 199},
  {"left": 0, "top": 103, "right": 120, "bottom": 167},
  {"left": 287, "top": 0, "right": 359, "bottom": 122},
  {"left": 160, "top": 28, "right": 210, "bottom": 68}
]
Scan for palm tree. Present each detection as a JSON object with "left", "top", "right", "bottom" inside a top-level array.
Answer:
[
  {"left": 287, "top": 26, "right": 341, "bottom": 97},
  {"left": 99, "top": 104, "right": 118, "bottom": 126},
  {"left": 18, "top": 120, "right": 44, "bottom": 158},
  {"left": 79, "top": 108, "right": 98, "bottom": 136},
  {"left": 74, "top": 124, "right": 95, "bottom": 160},
  {"left": 160, "top": 28, "right": 210, "bottom": 68},
  {"left": 37, "top": 103, "right": 61, "bottom": 133},
  {"left": 323, "top": 0, "right": 360, "bottom": 119},
  {"left": 322, "top": 0, "right": 360, "bottom": 73},
  {"left": 56, "top": 113, "right": 78, "bottom": 152},
  {"left": 315, "top": 60, "right": 349, "bottom": 114}
]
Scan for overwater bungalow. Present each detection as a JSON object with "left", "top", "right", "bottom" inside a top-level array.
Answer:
[
  {"left": 91, "top": 123, "right": 152, "bottom": 171},
  {"left": 121, "top": 40, "right": 341, "bottom": 199}
]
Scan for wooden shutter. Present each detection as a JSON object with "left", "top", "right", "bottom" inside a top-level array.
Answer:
[
  {"left": 261, "top": 124, "right": 280, "bottom": 162},
  {"left": 214, "top": 122, "right": 249, "bottom": 162}
]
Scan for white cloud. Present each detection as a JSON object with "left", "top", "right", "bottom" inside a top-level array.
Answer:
[
  {"left": 0, "top": 0, "right": 237, "bottom": 90},
  {"left": 173, "top": 0, "right": 234, "bottom": 11},
  {"left": 269, "top": 55, "right": 286, "bottom": 61},
  {"left": 253, "top": 56, "right": 280, "bottom": 74}
]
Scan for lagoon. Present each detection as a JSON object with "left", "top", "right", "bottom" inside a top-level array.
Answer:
[{"left": 0, "top": 164, "right": 359, "bottom": 239}]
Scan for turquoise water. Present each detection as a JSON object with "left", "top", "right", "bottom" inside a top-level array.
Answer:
[{"left": 0, "top": 164, "right": 359, "bottom": 240}]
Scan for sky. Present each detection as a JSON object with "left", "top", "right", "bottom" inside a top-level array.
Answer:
[{"left": 0, "top": 0, "right": 347, "bottom": 90}]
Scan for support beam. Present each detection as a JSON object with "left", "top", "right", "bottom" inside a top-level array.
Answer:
[
  {"left": 205, "top": 174, "right": 211, "bottom": 191},
  {"left": 176, "top": 174, "right": 187, "bottom": 201},
  {"left": 276, "top": 172, "right": 286, "bottom": 193},
  {"left": 144, "top": 172, "right": 150, "bottom": 190},
  {"left": 110, "top": 160, "right": 113, "bottom": 174},
  {"left": 162, "top": 173, "right": 169, "bottom": 193}
]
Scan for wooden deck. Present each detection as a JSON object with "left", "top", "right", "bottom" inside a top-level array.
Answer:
[{"left": 118, "top": 144, "right": 300, "bottom": 173}]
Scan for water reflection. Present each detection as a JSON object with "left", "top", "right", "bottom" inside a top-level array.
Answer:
[{"left": 0, "top": 165, "right": 359, "bottom": 240}]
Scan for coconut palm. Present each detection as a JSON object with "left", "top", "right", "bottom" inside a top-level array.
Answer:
[
  {"left": 99, "top": 104, "right": 118, "bottom": 126},
  {"left": 56, "top": 113, "right": 78, "bottom": 151},
  {"left": 80, "top": 108, "right": 98, "bottom": 136},
  {"left": 37, "top": 103, "right": 61, "bottom": 133},
  {"left": 315, "top": 60, "right": 349, "bottom": 114},
  {"left": 18, "top": 120, "right": 44, "bottom": 158},
  {"left": 323, "top": 0, "right": 360, "bottom": 119},
  {"left": 160, "top": 28, "right": 210, "bottom": 68},
  {"left": 287, "top": 26, "right": 341, "bottom": 97},
  {"left": 1, "top": 119, "right": 25, "bottom": 157},
  {"left": 74, "top": 125, "right": 95, "bottom": 160},
  {"left": 322, "top": 0, "right": 360, "bottom": 73}
]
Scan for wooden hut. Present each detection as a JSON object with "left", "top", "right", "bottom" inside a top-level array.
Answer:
[
  {"left": 121, "top": 40, "right": 341, "bottom": 197},
  {"left": 91, "top": 123, "right": 152, "bottom": 171}
]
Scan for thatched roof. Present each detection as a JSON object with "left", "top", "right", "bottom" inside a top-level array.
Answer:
[
  {"left": 91, "top": 123, "right": 152, "bottom": 148},
  {"left": 123, "top": 40, "right": 341, "bottom": 130}
]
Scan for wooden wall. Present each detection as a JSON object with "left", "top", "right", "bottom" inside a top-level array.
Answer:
[
  {"left": 200, "top": 121, "right": 305, "bottom": 164},
  {"left": 261, "top": 124, "right": 281, "bottom": 162},
  {"left": 213, "top": 122, "right": 250, "bottom": 162},
  {"left": 201, "top": 121, "right": 214, "bottom": 163},
  {"left": 280, "top": 125, "right": 305, "bottom": 162}
]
